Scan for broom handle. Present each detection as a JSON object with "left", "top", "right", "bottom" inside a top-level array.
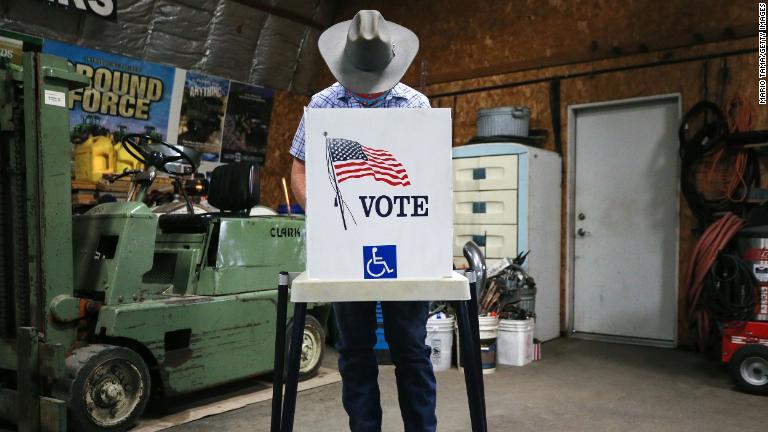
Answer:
[{"left": 282, "top": 177, "right": 292, "bottom": 215}]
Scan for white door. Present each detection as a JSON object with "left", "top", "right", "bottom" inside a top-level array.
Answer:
[{"left": 571, "top": 95, "right": 679, "bottom": 346}]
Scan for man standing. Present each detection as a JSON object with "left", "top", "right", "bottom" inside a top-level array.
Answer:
[{"left": 289, "top": 10, "right": 436, "bottom": 432}]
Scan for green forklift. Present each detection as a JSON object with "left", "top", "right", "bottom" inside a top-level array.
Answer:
[{"left": 0, "top": 32, "right": 327, "bottom": 431}]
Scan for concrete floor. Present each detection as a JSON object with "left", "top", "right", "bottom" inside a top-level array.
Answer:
[{"left": 166, "top": 338, "right": 765, "bottom": 432}]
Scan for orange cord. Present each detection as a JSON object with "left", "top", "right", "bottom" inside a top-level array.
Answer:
[
  {"left": 724, "top": 95, "right": 753, "bottom": 133},
  {"left": 723, "top": 95, "right": 754, "bottom": 202},
  {"left": 685, "top": 212, "right": 746, "bottom": 351},
  {"left": 705, "top": 147, "right": 749, "bottom": 203},
  {"left": 726, "top": 151, "right": 749, "bottom": 202}
]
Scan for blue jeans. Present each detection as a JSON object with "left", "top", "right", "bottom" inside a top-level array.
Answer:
[{"left": 333, "top": 301, "right": 437, "bottom": 432}]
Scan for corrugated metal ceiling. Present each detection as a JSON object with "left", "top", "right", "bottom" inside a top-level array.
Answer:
[{"left": 0, "top": 0, "right": 337, "bottom": 94}]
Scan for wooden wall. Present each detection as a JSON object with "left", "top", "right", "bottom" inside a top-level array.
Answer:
[
  {"left": 333, "top": 0, "right": 756, "bottom": 86},
  {"left": 261, "top": 0, "right": 762, "bottom": 344},
  {"left": 432, "top": 41, "right": 763, "bottom": 342},
  {"left": 261, "top": 91, "right": 308, "bottom": 207}
]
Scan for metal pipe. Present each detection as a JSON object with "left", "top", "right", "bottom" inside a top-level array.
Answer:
[
  {"left": 427, "top": 48, "right": 755, "bottom": 99},
  {"left": 270, "top": 272, "right": 289, "bottom": 432},
  {"left": 280, "top": 301, "right": 307, "bottom": 432},
  {"left": 463, "top": 241, "right": 487, "bottom": 299},
  {"left": 454, "top": 298, "right": 487, "bottom": 432},
  {"left": 465, "top": 272, "right": 487, "bottom": 427}
]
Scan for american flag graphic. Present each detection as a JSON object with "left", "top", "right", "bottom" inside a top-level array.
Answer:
[{"left": 328, "top": 138, "right": 411, "bottom": 187}]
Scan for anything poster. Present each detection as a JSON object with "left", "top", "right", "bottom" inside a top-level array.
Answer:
[
  {"left": 43, "top": 40, "right": 175, "bottom": 141},
  {"left": 0, "top": 34, "right": 24, "bottom": 67},
  {"left": 178, "top": 71, "right": 230, "bottom": 162},
  {"left": 220, "top": 82, "right": 273, "bottom": 165},
  {"left": 42, "top": 39, "right": 275, "bottom": 180}
]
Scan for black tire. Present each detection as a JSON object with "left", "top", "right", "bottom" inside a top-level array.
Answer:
[
  {"left": 66, "top": 344, "right": 151, "bottom": 432},
  {"left": 728, "top": 344, "right": 768, "bottom": 396},
  {"left": 299, "top": 315, "right": 326, "bottom": 380}
]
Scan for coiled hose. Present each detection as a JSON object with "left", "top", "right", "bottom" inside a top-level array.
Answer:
[
  {"left": 679, "top": 101, "right": 759, "bottom": 227},
  {"left": 700, "top": 253, "right": 756, "bottom": 323},
  {"left": 685, "top": 212, "right": 745, "bottom": 351}
]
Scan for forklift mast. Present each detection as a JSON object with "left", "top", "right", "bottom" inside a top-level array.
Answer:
[
  {"left": 0, "top": 31, "right": 90, "bottom": 431},
  {"left": 0, "top": 31, "right": 316, "bottom": 432}
]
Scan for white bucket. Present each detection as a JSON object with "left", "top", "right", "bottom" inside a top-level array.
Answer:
[
  {"left": 497, "top": 318, "right": 535, "bottom": 366},
  {"left": 478, "top": 316, "right": 499, "bottom": 374},
  {"left": 425, "top": 315, "right": 455, "bottom": 372}
]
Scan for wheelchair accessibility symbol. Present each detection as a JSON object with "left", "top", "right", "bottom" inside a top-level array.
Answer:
[{"left": 363, "top": 245, "right": 397, "bottom": 279}]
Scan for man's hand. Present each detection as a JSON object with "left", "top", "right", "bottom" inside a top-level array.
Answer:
[{"left": 291, "top": 157, "right": 307, "bottom": 209}]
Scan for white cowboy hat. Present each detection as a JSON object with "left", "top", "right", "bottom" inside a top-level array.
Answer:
[{"left": 318, "top": 10, "right": 419, "bottom": 94}]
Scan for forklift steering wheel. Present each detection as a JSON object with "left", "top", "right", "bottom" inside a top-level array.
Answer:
[{"left": 121, "top": 134, "right": 198, "bottom": 176}]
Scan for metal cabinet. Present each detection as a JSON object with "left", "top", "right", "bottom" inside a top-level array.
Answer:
[{"left": 452, "top": 143, "right": 562, "bottom": 341}]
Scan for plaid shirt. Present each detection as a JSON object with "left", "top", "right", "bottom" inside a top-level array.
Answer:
[{"left": 289, "top": 82, "right": 431, "bottom": 160}]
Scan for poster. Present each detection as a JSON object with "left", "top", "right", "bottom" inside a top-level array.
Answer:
[
  {"left": 44, "top": 40, "right": 176, "bottom": 142},
  {"left": 221, "top": 82, "right": 273, "bottom": 165},
  {"left": 304, "top": 108, "right": 454, "bottom": 281},
  {"left": 41, "top": 37, "right": 273, "bottom": 177},
  {"left": 178, "top": 71, "right": 230, "bottom": 162},
  {"left": 0, "top": 34, "right": 24, "bottom": 67}
]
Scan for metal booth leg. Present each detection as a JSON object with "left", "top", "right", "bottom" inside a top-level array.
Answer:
[
  {"left": 466, "top": 272, "right": 488, "bottom": 424},
  {"left": 453, "top": 271, "right": 488, "bottom": 432},
  {"left": 271, "top": 271, "right": 487, "bottom": 432},
  {"left": 280, "top": 301, "right": 307, "bottom": 432},
  {"left": 270, "top": 272, "right": 290, "bottom": 432}
]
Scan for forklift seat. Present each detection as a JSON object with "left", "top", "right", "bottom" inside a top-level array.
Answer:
[
  {"left": 158, "top": 163, "right": 260, "bottom": 233},
  {"left": 207, "top": 162, "right": 260, "bottom": 212}
]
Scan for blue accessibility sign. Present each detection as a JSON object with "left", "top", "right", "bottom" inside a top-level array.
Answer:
[{"left": 363, "top": 245, "right": 397, "bottom": 279}]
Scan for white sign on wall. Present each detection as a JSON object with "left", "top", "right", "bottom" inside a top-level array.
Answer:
[{"left": 305, "top": 108, "right": 453, "bottom": 282}]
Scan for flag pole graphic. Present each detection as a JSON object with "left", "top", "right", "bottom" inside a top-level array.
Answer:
[{"left": 326, "top": 133, "right": 348, "bottom": 230}]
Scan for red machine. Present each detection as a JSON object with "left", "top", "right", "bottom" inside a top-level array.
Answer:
[
  {"left": 722, "top": 322, "right": 768, "bottom": 395},
  {"left": 725, "top": 227, "right": 768, "bottom": 395},
  {"left": 740, "top": 240, "right": 768, "bottom": 322}
]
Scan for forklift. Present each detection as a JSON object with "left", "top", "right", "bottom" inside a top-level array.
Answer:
[{"left": 0, "top": 32, "right": 327, "bottom": 431}]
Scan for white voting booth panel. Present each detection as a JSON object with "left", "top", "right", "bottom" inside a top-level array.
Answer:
[{"left": 293, "top": 108, "right": 469, "bottom": 302}]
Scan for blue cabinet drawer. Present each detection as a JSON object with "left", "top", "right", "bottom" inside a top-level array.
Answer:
[
  {"left": 454, "top": 190, "right": 518, "bottom": 224},
  {"left": 453, "top": 155, "right": 518, "bottom": 191},
  {"left": 453, "top": 224, "right": 518, "bottom": 258}
]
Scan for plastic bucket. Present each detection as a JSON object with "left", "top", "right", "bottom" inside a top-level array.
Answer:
[
  {"left": 478, "top": 316, "right": 499, "bottom": 374},
  {"left": 425, "top": 315, "right": 455, "bottom": 372},
  {"left": 498, "top": 318, "right": 535, "bottom": 366}
]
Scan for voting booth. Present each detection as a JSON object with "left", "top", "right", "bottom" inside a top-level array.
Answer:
[
  {"left": 291, "top": 108, "right": 470, "bottom": 302},
  {"left": 271, "top": 109, "right": 487, "bottom": 432}
]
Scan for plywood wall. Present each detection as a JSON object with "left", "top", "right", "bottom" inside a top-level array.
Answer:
[
  {"left": 333, "top": 0, "right": 756, "bottom": 85},
  {"left": 261, "top": 91, "right": 309, "bottom": 208},
  {"left": 261, "top": 0, "right": 762, "bottom": 344},
  {"left": 424, "top": 38, "right": 762, "bottom": 344}
]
